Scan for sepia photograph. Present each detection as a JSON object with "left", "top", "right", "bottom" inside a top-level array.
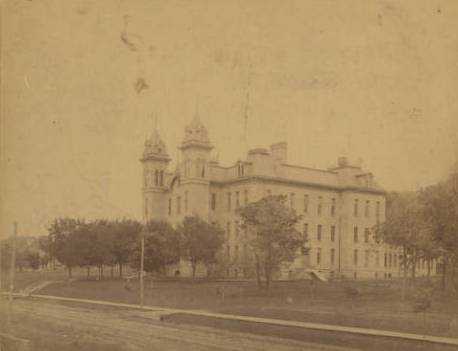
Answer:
[{"left": 1, "top": 0, "right": 458, "bottom": 350}]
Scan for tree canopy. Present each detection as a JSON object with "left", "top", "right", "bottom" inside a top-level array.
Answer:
[
  {"left": 178, "top": 215, "right": 224, "bottom": 278},
  {"left": 237, "top": 195, "right": 304, "bottom": 289}
]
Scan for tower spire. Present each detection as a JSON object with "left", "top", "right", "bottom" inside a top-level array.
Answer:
[
  {"left": 194, "top": 95, "right": 200, "bottom": 122},
  {"left": 150, "top": 112, "right": 159, "bottom": 132}
]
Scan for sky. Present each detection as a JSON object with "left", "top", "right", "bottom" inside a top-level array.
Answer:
[{"left": 1, "top": 0, "right": 457, "bottom": 237}]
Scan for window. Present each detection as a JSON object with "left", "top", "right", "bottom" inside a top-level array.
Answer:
[
  {"left": 365, "top": 200, "right": 370, "bottom": 217},
  {"left": 302, "top": 223, "right": 309, "bottom": 241},
  {"left": 177, "top": 196, "right": 181, "bottom": 215},
  {"left": 354, "top": 249, "right": 358, "bottom": 266},
  {"left": 394, "top": 254, "right": 398, "bottom": 268},
  {"left": 375, "top": 251, "right": 380, "bottom": 266},
  {"left": 353, "top": 226, "right": 359, "bottom": 243},
  {"left": 211, "top": 193, "right": 216, "bottom": 210},
  {"left": 316, "top": 248, "right": 321, "bottom": 265},
  {"left": 235, "top": 191, "right": 240, "bottom": 208},
  {"left": 364, "top": 228, "right": 370, "bottom": 243},
  {"left": 226, "top": 245, "right": 230, "bottom": 258},
  {"left": 389, "top": 253, "right": 392, "bottom": 268},
  {"left": 145, "top": 198, "right": 149, "bottom": 220},
  {"left": 227, "top": 192, "right": 232, "bottom": 211},
  {"left": 235, "top": 221, "right": 239, "bottom": 238},
  {"left": 331, "top": 198, "right": 336, "bottom": 216},
  {"left": 168, "top": 198, "right": 172, "bottom": 215},
  {"left": 365, "top": 250, "right": 369, "bottom": 267},
  {"left": 384, "top": 253, "right": 387, "bottom": 267},
  {"left": 317, "top": 196, "right": 322, "bottom": 216},
  {"left": 290, "top": 193, "right": 295, "bottom": 208},
  {"left": 244, "top": 189, "right": 248, "bottom": 205},
  {"left": 155, "top": 170, "right": 159, "bottom": 186},
  {"left": 235, "top": 245, "right": 239, "bottom": 260},
  {"left": 354, "top": 199, "right": 359, "bottom": 217},
  {"left": 303, "top": 223, "right": 309, "bottom": 241},
  {"left": 226, "top": 222, "right": 231, "bottom": 241},
  {"left": 304, "top": 194, "right": 309, "bottom": 213},
  {"left": 237, "top": 163, "right": 244, "bottom": 177},
  {"left": 330, "top": 225, "right": 336, "bottom": 242},
  {"left": 376, "top": 201, "right": 380, "bottom": 220},
  {"left": 330, "top": 248, "right": 335, "bottom": 266},
  {"left": 184, "top": 191, "right": 188, "bottom": 213},
  {"left": 317, "top": 224, "right": 322, "bottom": 241}
]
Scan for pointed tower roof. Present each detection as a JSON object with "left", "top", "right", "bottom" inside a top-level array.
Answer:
[
  {"left": 180, "top": 113, "right": 213, "bottom": 150},
  {"left": 142, "top": 127, "right": 170, "bottom": 162}
]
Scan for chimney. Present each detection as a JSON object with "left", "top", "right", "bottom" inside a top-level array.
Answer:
[{"left": 270, "top": 142, "right": 287, "bottom": 163}]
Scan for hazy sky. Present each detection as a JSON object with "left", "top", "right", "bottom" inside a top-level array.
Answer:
[{"left": 2, "top": 0, "right": 457, "bottom": 237}]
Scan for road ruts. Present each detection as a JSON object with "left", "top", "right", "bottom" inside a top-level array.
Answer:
[{"left": 0, "top": 299, "right": 354, "bottom": 351}]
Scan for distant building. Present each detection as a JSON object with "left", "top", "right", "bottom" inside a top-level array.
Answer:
[{"left": 141, "top": 115, "right": 435, "bottom": 279}]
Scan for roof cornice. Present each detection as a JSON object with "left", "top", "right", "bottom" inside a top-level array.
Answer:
[{"left": 210, "top": 175, "right": 386, "bottom": 195}]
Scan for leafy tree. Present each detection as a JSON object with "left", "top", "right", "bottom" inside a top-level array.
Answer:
[
  {"left": 109, "top": 219, "right": 141, "bottom": 277},
  {"left": 25, "top": 251, "right": 40, "bottom": 270},
  {"left": 48, "top": 217, "right": 85, "bottom": 278},
  {"left": 131, "top": 220, "right": 180, "bottom": 274},
  {"left": 237, "top": 195, "right": 304, "bottom": 290},
  {"left": 37, "top": 236, "right": 54, "bottom": 269},
  {"left": 376, "top": 193, "right": 421, "bottom": 278},
  {"left": 420, "top": 170, "right": 458, "bottom": 290},
  {"left": 178, "top": 215, "right": 224, "bottom": 279}
]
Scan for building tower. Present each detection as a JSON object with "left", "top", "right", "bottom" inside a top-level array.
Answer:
[
  {"left": 179, "top": 114, "right": 213, "bottom": 218},
  {"left": 141, "top": 128, "right": 170, "bottom": 222}
]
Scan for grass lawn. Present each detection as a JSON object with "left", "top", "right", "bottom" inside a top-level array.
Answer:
[{"left": 23, "top": 271, "right": 458, "bottom": 339}]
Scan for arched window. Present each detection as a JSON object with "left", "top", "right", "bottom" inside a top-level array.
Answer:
[
  {"left": 201, "top": 163, "right": 205, "bottom": 178},
  {"left": 159, "top": 170, "right": 164, "bottom": 186}
]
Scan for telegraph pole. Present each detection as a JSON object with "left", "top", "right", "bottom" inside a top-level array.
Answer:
[
  {"left": 9, "top": 222, "right": 17, "bottom": 303},
  {"left": 140, "top": 228, "right": 145, "bottom": 308},
  {"left": 0, "top": 238, "right": 3, "bottom": 292}
]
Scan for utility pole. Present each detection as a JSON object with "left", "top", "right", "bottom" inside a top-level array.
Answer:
[
  {"left": 140, "top": 228, "right": 145, "bottom": 308},
  {"left": 9, "top": 222, "right": 17, "bottom": 303},
  {"left": 0, "top": 239, "right": 3, "bottom": 292}
]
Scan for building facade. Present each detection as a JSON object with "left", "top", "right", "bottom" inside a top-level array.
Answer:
[{"left": 141, "top": 116, "right": 434, "bottom": 279}]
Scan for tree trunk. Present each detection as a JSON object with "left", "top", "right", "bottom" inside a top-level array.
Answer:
[
  {"left": 192, "top": 261, "right": 197, "bottom": 279},
  {"left": 87, "top": 267, "right": 90, "bottom": 280},
  {"left": 119, "top": 263, "right": 123, "bottom": 278},
  {"left": 411, "top": 251, "right": 416, "bottom": 280},
  {"left": 442, "top": 259, "right": 447, "bottom": 290},
  {"left": 402, "top": 247, "right": 407, "bottom": 301},
  {"left": 255, "top": 254, "right": 262, "bottom": 288},
  {"left": 265, "top": 263, "right": 271, "bottom": 291},
  {"left": 427, "top": 258, "right": 431, "bottom": 278}
]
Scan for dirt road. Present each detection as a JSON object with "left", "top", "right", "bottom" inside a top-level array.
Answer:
[{"left": 0, "top": 298, "right": 353, "bottom": 351}]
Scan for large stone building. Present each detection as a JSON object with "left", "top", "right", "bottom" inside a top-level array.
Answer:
[{"left": 141, "top": 115, "right": 433, "bottom": 280}]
